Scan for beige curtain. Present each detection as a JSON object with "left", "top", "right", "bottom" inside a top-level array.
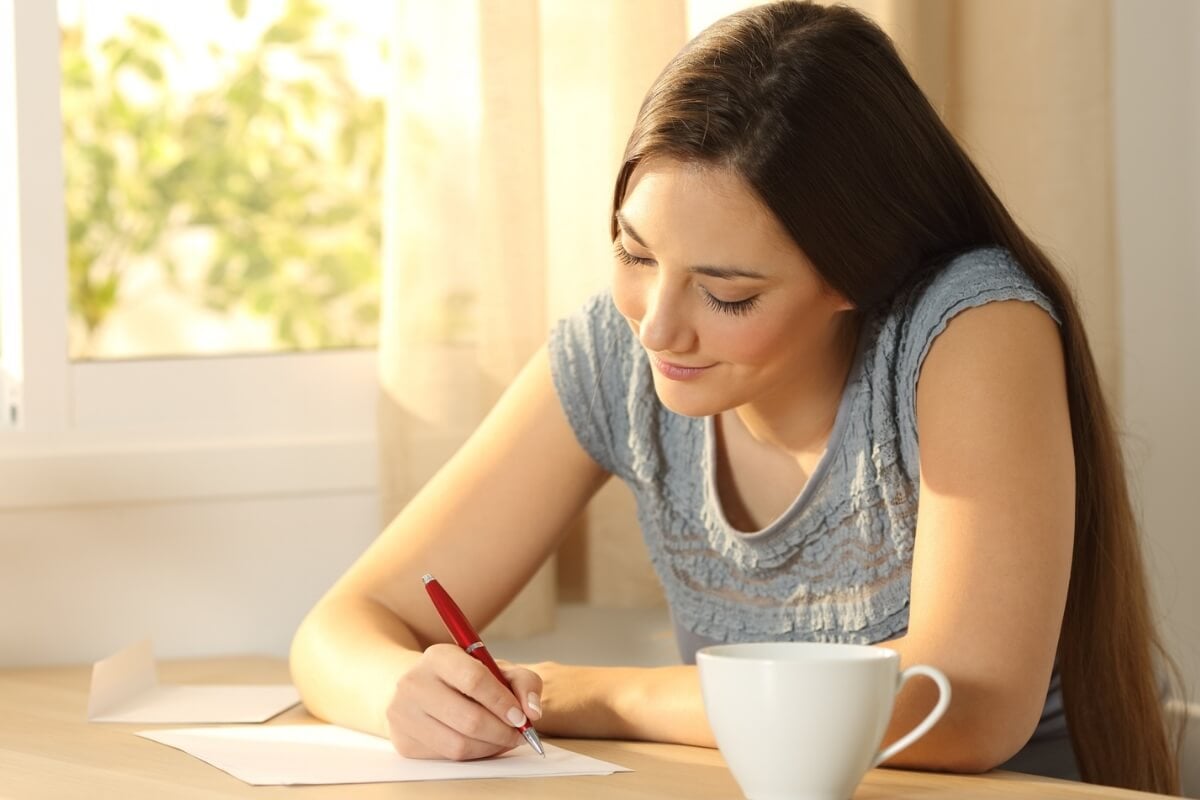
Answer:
[{"left": 378, "top": 0, "right": 1118, "bottom": 637}]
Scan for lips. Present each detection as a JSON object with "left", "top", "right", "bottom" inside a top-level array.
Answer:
[{"left": 650, "top": 354, "right": 715, "bottom": 381}]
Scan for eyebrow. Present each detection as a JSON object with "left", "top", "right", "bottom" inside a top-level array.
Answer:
[{"left": 614, "top": 211, "right": 769, "bottom": 281}]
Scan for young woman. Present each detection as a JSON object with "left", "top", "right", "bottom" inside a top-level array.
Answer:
[{"left": 290, "top": 2, "right": 1179, "bottom": 793}]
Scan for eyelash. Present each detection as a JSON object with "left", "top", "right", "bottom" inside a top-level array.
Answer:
[
  {"left": 612, "top": 240, "right": 761, "bottom": 317},
  {"left": 612, "top": 239, "right": 653, "bottom": 268},
  {"left": 702, "top": 291, "right": 760, "bottom": 317}
]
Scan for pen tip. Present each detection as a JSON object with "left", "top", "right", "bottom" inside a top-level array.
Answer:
[
  {"left": 523, "top": 728, "right": 545, "bottom": 757},
  {"left": 421, "top": 573, "right": 435, "bottom": 585}
]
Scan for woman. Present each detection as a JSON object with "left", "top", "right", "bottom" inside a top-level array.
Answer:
[{"left": 290, "top": 2, "right": 1179, "bottom": 793}]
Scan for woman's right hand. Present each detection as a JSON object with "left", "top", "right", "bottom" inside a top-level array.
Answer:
[{"left": 385, "top": 643, "right": 544, "bottom": 761}]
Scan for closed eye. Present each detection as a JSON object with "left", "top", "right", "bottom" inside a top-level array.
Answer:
[
  {"left": 701, "top": 291, "right": 760, "bottom": 317},
  {"left": 614, "top": 240, "right": 761, "bottom": 317},
  {"left": 613, "top": 240, "right": 654, "bottom": 267}
]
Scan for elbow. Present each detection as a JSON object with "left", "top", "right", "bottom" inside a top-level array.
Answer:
[
  {"left": 914, "top": 715, "right": 1037, "bottom": 775},
  {"left": 288, "top": 611, "right": 318, "bottom": 701},
  {"left": 288, "top": 613, "right": 313, "bottom": 679},
  {"left": 288, "top": 601, "right": 338, "bottom": 718},
  {"left": 931, "top": 737, "right": 1019, "bottom": 775},
  {"left": 959, "top": 695, "right": 1044, "bottom": 773},
  {"left": 289, "top": 597, "right": 323, "bottom": 663},
  {"left": 894, "top": 732, "right": 1021, "bottom": 775},
  {"left": 887, "top": 696, "right": 1039, "bottom": 775}
]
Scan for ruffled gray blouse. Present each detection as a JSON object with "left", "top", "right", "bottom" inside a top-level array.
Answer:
[{"left": 547, "top": 244, "right": 1076, "bottom": 778}]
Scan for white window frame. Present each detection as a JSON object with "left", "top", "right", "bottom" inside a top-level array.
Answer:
[{"left": 0, "top": 0, "right": 378, "bottom": 510}]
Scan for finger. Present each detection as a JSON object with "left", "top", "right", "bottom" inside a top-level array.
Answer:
[
  {"left": 386, "top": 685, "right": 521, "bottom": 761},
  {"left": 436, "top": 650, "right": 531, "bottom": 732},
  {"left": 387, "top": 727, "right": 439, "bottom": 760},
  {"left": 413, "top": 712, "right": 516, "bottom": 762},
  {"left": 424, "top": 708, "right": 524, "bottom": 761},
  {"left": 499, "top": 664, "right": 544, "bottom": 721},
  {"left": 385, "top": 659, "right": 519, "bottom": 760},
  {"left": 385, "top": 694, "right": 442, "bottom": 759},
  {"left": 426, "top": 679, "right": 526, "bottom": 750}
]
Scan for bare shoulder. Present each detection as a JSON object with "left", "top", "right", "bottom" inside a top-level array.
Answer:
[{"left": 916, "top": 298, "right": 1068, "bottom": 447}]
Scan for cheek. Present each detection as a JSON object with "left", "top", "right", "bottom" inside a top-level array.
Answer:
[
  {"left": 714, "top": 316, "right": 792, "bottom": 364},
  {"left": 611, "top": 266, "right": 645, "bottom": 327},
  {"left": 715, "top": 298, "right": 827, "bottom": 366}
]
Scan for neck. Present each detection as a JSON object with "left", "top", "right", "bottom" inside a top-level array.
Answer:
[{"left": 732, "top": 315, "right": 860, "bottom": 460}]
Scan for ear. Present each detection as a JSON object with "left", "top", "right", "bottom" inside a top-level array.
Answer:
[
  {"left": 817, "top": 277, "right": 856, "bottom": 313},
  {"left": 826, "top": 290, "right": 856, "bottom": 313}
]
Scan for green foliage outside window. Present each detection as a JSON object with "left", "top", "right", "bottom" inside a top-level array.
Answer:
[{"left": 61, "top": 0, "right": 384, "bottom": 356}]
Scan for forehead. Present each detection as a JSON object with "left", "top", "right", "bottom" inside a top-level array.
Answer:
[{"left": 619, "top": 158, "right": 801, "bottom": 263}]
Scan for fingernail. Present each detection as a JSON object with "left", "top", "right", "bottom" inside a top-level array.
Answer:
[
  {"left": 506, "top": 707, "right": 527, "bottom": 728},
  {"left": 527, "top": 692, "right": 542, "bottom": 718}
]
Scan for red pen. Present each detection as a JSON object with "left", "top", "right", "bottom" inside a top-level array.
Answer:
[{"left": 422, "top": 573, "right": 545, "bottom": 757}]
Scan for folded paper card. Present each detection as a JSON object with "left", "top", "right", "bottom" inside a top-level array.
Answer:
[
  {"left": 87, "top": 639, "right": 299, "bottom": 723},
  {"left": 137, "top": 724, "right": 633, "bottom": 786}
]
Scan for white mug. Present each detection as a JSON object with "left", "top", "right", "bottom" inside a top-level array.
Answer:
[{"left": 696, "top": 642, "right": 951, "bottom": 800}]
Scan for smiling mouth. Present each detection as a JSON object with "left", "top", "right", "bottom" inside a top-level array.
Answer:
[{"left": 650, "top": 354, "right": 716, "bottom": 381}]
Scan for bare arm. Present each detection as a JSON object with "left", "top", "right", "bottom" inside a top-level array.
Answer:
[
  {"left": 289, "top": 345, "right": 608, "bottom": 755},
  {"left": 877, "top": 298, "right": 1074, "bottom": 771},
  {"left": 528, "top": 300, "right": 1076, "bottom": 773}
]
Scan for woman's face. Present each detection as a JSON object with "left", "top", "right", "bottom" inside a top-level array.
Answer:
[{"left": 611, "top": 158, "right": 854, "bottom": 418}]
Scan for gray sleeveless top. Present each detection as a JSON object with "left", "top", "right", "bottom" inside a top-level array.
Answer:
[{"left": 547, "top": 244, "right": 1076, "bottom": 778}]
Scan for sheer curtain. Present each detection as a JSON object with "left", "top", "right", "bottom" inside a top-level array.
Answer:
[{"left": 377, "top": 0, "right": 1117, "bottom": 637}]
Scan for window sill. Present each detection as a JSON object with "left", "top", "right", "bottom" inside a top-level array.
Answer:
[{"left": 0, "top": 433, "right": 377, "bottom": 510}]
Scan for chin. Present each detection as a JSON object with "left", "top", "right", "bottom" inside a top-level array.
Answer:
[{"left": 651, "top": 379, "right": 732, "bottom": 418}]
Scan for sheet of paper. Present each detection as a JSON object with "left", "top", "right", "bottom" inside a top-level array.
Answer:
[
  {"left": 88, "top": 639, "right": 299, "bottom": 723},
  {"left": 137, "top": 724, "right": 633, "bottom": 786}
]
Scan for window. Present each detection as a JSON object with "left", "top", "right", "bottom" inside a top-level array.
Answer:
[
  {"left": 61, "top": 0, "right": 387, "bottom": 359},
  {"left": 0, "top": 1, "right": 382, "bottom": 508}
]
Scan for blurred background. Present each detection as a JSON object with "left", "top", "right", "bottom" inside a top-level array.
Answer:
[{"left": 0, "top": 0, "right": 1195, "bottom": 761}]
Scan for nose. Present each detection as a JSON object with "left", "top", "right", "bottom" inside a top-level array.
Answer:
[{"left": 638, "top": 279, "right": 696, "bottom": 355}]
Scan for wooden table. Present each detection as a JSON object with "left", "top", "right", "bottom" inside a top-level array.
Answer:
[{"left": 0, "top": 656, "right": 1171, "bottom": 799}]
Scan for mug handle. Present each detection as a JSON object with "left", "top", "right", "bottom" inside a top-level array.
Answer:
[{"left": 870, "top": 665, "right": 952, "bottom": 768}]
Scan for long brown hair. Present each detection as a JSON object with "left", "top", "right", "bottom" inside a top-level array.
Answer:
[{"left": 611, "top": 2, "right": 1180, "bottom": 793}]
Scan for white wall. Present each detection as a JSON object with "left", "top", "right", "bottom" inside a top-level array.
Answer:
[
  {"left": 0, "top": 491, "right": 377, "bottom": 666},
  {"left": 1113, "top": 0, "right": 1200, "bottom": 700},
  {"left": 1, "top": 0, "right": 1194, "bottom": 690}
]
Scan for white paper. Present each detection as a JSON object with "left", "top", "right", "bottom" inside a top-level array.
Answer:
[
  {"left": 88, "top": 639, "right": 299, "bottom": 723},
  {"left": 137, "top": 724, "right": 633, "bottom": 786}
]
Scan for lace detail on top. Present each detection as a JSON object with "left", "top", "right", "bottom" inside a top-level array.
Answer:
[{"left": 549, "top": 245, "right": 1059, "bottom": 650}]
